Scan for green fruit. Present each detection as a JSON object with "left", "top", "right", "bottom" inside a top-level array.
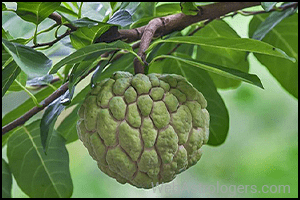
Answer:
[{"left": 77, "top": 71, "right": 209, "bottom": 189}]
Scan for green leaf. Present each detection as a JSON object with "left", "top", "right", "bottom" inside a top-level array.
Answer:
[
  {"left": 249, "top": 13, "right": 298, "bottom": 98},
  {"left": 155, "top": 2, "right": 181, "bottom": 16},
  {"left": 56, "top": 105, "right": 80, "bottom": 144},
  {"left": 2, "top": 2, "right": 7, "bottom": 11},
  {"left": 2, "top": 28, "right": 14, "bottom": 40},
  {"left": 261, "top": 2, "right": 277, "bottom": 12},
  {"left": 148, "top": 56, "right": 229, "bottom": 146},
  {"left": 70, "top": 21, "right": 113, "bottom": 49},
  {"left": 2, "top": 159, "right": 12, "bottom": 198},
  {"left": 40, "top": 92, "right": 67, "bottom": 153},
  {"left": 69, "top": 17, "right": 99, "bottom": 28},
  {"left": 132, "top": 2, "right": 156, "bottom": 22},
  {"left": 2, "top": 39, "right": 52, "bottom": 79},
  {"left": 147, "top": 36, "right": 296, "bottom": 62},
  {"left": 155, "top": 2, "right": 180, "bottom": 16},
  {"left": 2, "top": 61, "right": 21, "bottom": 97},
  {"left": 196, "top": 46, "right": 249, "bottom": 89},
  {"left": 16, "top": 2, "right": 61, "bottom": 25},
  {"left": 56, "top": 5, "right": 78, "bottom": 18},
  {"left": 194, "top": 20, "right": 246, "bottom": 62},
  {"left": 49, "top": 40, "right": 135, "bottom": 74},
  {"left": 8, "top": 70, "right": 28, "bottom": 92},
  {"left": 251, "top": 6, "right": 298, "bottom": 41},
  {"left": 180, "top": 2, "right": 199, "bottom": 15},
  {"left": 150, "top": 54, "right": 264, "bottom": 89},
  {"left": 7, "top": 120, "right": 73, "bottom": 198},
  {"left": 193, "top": 19, "right": 250, "bottom": 89}
]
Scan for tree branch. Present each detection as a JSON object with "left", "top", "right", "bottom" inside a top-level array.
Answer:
[
  {"left": 131, "top": 2, "right": 261, "bottom": 74},
  {"left": 31, "top": 29, "right": 71, "bottom": 48},
  {"left": 2, "top": 82, "right": 69, "bottom": 135},
  {"left": 2, "top": 2, "right": 265, "bottom": 135}
]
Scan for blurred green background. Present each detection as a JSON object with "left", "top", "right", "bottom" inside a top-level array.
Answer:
[{"left": 2, "top": 4, "right": 298, "bottom": 198}]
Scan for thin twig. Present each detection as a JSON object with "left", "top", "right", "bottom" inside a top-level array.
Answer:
[{"left": 31, "top": 30, "right": 71, "bottom": 48}]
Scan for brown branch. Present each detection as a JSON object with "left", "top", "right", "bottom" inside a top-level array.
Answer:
[
  {"left": 133, "top": 18, "right": 164, "bottom": 74},
  {"left": 99, "top": 2, "right": 261, "bottom": 45},
  {"left": 48, "top": 12, "right": 77, "bottom": 31},
  {"left": 131, "top": 2, "right": 261, "bottom": 74}
]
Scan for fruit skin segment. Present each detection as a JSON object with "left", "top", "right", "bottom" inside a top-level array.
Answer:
[{"left": 77, "top": 71, "right": 210, "bottom": 189}]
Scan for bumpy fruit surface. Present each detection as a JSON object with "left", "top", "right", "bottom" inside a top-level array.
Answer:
[{"left": 77, "top": 71, "right": 209, "bottom": 189}]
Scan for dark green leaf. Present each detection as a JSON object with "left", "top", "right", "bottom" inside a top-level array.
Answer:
[
  {"left": 7, "top": 120, "right": 73, "bottom": 198},
  {"left": 2, "top": 61, "right": 20, "bottom": 97},
  {"left": 16, "top": 2, "right": 61, "bottom": 25},
  {"left": 40, "top": 92, "right": 67, "bottom": 153},
  {"left": 68, "top": 58, "right": 97, "bottom": 102},
  {"left": 56, "top": 105, "right": 80, "bottom": 144},
  {"left": 249, "top": 13, "right": 298, "bottom": 98},
  {"left": 251, "top": 6, "right": 298, "bottom": 41},
  {"left": 261, "top": 2, "right": 277, "bottom": 12},
  {"left": 49, "top": 40, "right": 135, "bottom": 74},
  {"left": 2, "top": 39, "right": 52, "bottom": 79},
  {"left": 2, "top": 159, "right": 12, "bottom": 198},
  {"left": 2, "top": 2, "right": 7, "bottom": 11},
  {"left": 147, "top": 36, "right": 296, "bottom": 62},
  {"left": 151, "top": 54, "right": 264, "bottom": 89},
  {"left": 70, "top": 22, "right": 112, "bottom": 49},
  {"left": 148, "top": 56, "right": 229, "bottom": 146}
]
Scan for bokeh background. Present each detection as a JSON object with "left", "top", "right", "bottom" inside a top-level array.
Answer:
[{"left": 2, "top": 3, "right": 298, "bottom": 198}]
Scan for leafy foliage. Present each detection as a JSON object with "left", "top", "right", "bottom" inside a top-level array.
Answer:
[
  {"left": 2, "top": 2, "right": 298, "bottom": 198},
  {"left": 6, "top": 120, "right": 73, "bottom": 198}
]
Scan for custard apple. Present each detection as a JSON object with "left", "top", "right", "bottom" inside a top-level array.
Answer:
[{"left": 77, "top": 71, "right": 209, "bottom": 189}]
